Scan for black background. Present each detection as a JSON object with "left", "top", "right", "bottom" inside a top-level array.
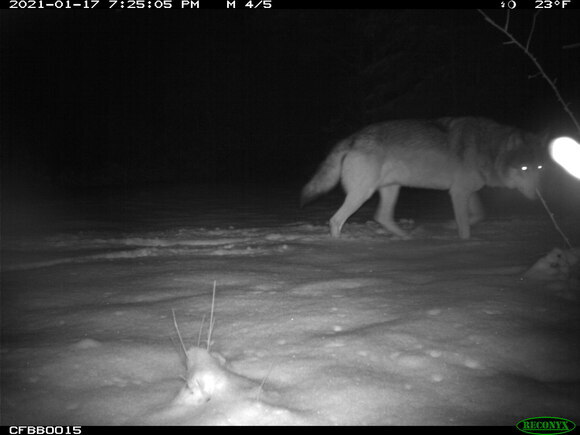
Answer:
[{"left": 1, "top": 8, "right": 579, "bottom": 192}]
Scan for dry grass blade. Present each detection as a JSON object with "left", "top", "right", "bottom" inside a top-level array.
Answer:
[
  {"left": 172, "top": 309, "right": 189, "bottom": 366},
  {"left": 256, "top": 363, "right": 275, "bottom": 404},
  {"left": 207, "top": 280, "right": 217, "bottom": 351},
  {"left": 197, "top": 314, "right": 206, "bottom": 348}
]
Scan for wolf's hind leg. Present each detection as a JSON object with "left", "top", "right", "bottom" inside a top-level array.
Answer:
[
  {"left": 329, "top": 154, "right": 377, "bottom": 238},
  {"left": 374, "top": 185, "right": 409, "bottom": 238},
  {"left": 329, "top": 188, "right": 374, "bottom": 238}
]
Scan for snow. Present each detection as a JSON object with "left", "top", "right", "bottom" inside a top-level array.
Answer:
[{"left": 1, "top": 184, "right": 579, "bottom": 426}]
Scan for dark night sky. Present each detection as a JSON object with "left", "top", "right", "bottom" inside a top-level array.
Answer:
[{"left": 1, "top": 9, "right": 579, "bottom": 191}]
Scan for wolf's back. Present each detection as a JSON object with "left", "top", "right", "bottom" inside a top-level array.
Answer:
[{"left": 300, "top": 138, "right": 352, "bottom": 206}]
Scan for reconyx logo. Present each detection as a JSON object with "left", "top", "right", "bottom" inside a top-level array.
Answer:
[{"left": 516, "top": 417, "right": 576, "bottom": 435}]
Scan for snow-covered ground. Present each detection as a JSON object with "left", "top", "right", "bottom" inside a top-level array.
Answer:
[{"left": 1, "top": 184, "right": 579, "bottom": 426}]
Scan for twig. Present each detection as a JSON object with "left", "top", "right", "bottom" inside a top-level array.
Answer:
[
  {"left": 562, "top": 42, "right": 580, "bottom": 50},
  {"left": 536, "top": 189, "right": 573, "bottom": 249},
  {"left": 525, "top": 11, "right": 539, "bottom": 51}
]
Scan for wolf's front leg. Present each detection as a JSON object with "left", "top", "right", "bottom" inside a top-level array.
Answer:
[
  {"left": 450, "top": 189, "right": 472, "bottom": 239},
  {"left": 468, "top": 191, "right": 485, "bottom": 226}
]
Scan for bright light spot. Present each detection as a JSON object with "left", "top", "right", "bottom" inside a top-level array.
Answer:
[
  {"left": 549, "top": 136, "right": 580, "bottom": 179},
  {"left": 521, "top": 166, "right": 528, "bottom": 171}
]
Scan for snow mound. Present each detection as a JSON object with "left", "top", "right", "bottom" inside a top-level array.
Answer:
[
  {"left": 523, "top": 247, "right": 580, "bottom": 299},
  {"left": 140, "top": 347, "right": 315, "bottom": 425}
]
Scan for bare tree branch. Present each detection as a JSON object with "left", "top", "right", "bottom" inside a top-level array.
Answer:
[
  {"left": 525, "top": 11, "right": 539, "bottom": 51},
  {"left": 562, "top": 42, "right": 580, "bottom": 50},
  {"left": 477, "top": 9, "right": 580, "bottom": 134},
  {"left": 478, "top": 9, "right": 578, "bottom": 249}
]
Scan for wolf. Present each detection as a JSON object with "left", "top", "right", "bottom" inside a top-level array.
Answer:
[{"left": 301, "top": 117, "right": 545, "bottom": 240}]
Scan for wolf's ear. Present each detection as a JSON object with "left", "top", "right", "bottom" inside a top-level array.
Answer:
[{"left": 507, "top": 131, "right": 525, "bottom": 151}]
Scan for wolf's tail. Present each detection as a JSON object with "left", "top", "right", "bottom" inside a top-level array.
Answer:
[{"left": 300, "top": 138, "right": 352, "bottom": 206}]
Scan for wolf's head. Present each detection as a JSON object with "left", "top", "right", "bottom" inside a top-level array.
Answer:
[
  {"left": 503, "top": 163, "right": 543, "bottom": 199},
  {"left": 500, "top": 131, "right": 547, "bottom": 199}
]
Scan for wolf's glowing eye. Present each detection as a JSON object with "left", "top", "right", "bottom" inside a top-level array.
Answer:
[
  {"left": 521, "top": 166, "right": 528, "bottom": 171},
  {"left": 537, "top": 165, "right": 543, "bottom": 170}
]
